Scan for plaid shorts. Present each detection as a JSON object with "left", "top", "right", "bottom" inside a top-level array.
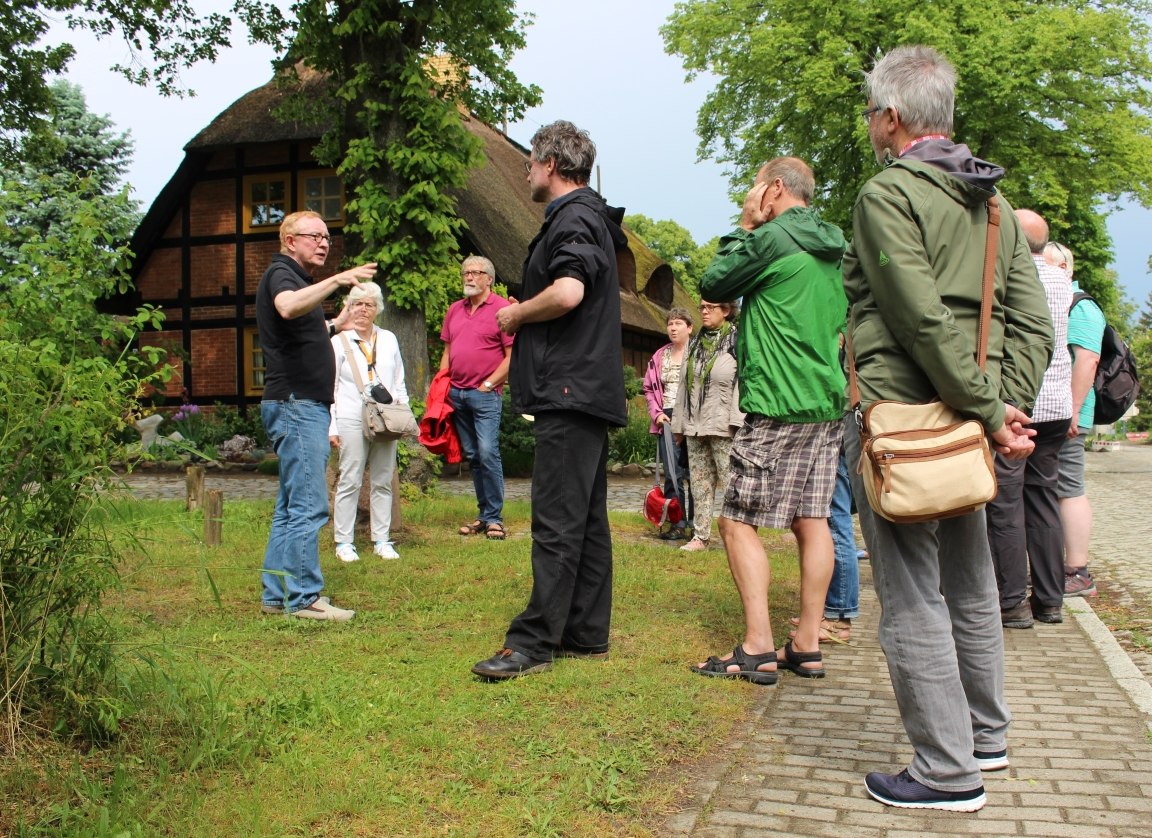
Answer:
[{"left": 722, "top": 415, "right": 843, "bottom": 529}]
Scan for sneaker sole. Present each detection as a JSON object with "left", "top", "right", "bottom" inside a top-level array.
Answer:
[
  {"left": 976, "top": 756, "right": 1009, "bottom": 771},
  {"left": 865, "top": 783, "right": 986, "bottom": 812}
]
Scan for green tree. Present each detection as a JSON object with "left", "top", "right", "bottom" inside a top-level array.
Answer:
[
  {"left": 662, "top": 0, "right": 1152, "bottom": 299},
  {"left": 0, "top": 1, "right": 286, "bottom": 159},
  {"left": 623, "top": 213, "right": 716, "bottom": 298},
  {"left": 272, "top": 1, "right": 540, "bottom": 393},
  {"left": 1, "top": 80, "right": 140, "bottom": 275}
]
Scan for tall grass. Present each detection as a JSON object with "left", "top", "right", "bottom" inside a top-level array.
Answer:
[{"left": 4, "top": 494, "right": 803, "bottom": 836}]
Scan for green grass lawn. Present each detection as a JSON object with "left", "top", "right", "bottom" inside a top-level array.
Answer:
[{"left": 5, "top": 492, "right": 803, "bottom": 837}]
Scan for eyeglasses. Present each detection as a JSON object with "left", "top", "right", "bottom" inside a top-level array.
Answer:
[
  {"left": 860, "top": 105, "right": 884, "bottom": 123},
  {"left": 350, "top": 301, "right": 377, "bottom": 310},
  {"left": 523, "top": 161, "right": 533, "bottom": 174},
  {"left": 462, "top": 269, "right": 489, "bottom": 278},
  {"left": 294, "top": 232, "right": 332, "bottom": 245},
  {"left": 699, "top": 303, "right": 722, "bottom": 312}
]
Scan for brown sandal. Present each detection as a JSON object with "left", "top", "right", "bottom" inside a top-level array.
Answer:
[
  {"left": 789, "top": 617, "right": 852, "bottom": 644},
  {"left": 485, "top": 522, "right": 506, "bottom": 541},
  {"left": 459, "top": 520, "right": 484, "bottom": 536}
]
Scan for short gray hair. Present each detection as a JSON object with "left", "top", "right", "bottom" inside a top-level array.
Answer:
[
  {"left": 344, "top": 281, "right": 385, "bottom": 315},
  {"left": 667, "top": 306, "right": 694, "bottom": 328},
  {"left": 865, "top": 45, "right": 956, "bottom": 137},
  {"left": 531, "top": 120, "right": 596, "bottom": 185},
  {"left": 756, "top": 157, "right": 815, "bottom": 205},
  {"left": 461, "top": 254, "right": 495, "bottom": 277}
]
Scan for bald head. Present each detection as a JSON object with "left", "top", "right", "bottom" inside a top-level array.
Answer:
[{"left": 1014, "top": 209, "right": 1049, "bottom": 254}]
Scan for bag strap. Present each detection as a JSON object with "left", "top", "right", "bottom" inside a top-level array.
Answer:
[
  {"left": 339, "top": 332, "right": 368, "bottom": 393},
  {"left": 848, "top": 195, "right": 1000, "bottom": 408}
]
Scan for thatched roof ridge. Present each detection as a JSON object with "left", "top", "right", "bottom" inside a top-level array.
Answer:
[{"left": 186, "top": 64, "right": 330, "bottom": 150}]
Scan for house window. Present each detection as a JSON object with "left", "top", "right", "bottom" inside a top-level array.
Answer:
[
  {"left": 301, "top": 172, "right": 343, "bottom": 223},
  {"left": 243, "top": 328, "right": 265, "bottom": 396},
  {"left": 245, "top": 176, "right": 288, "bottom": 229}
]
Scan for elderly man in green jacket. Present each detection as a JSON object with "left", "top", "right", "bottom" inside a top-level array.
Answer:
[
  {"left": 691, "top": 156, "right": 849, "bottom": 687},
  {"left": 845, "top": 46, "right": 1053, "bottom": 812}
]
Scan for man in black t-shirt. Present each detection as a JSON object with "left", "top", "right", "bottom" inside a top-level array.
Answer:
[{"left": 256, "top": 210, "right": 377, "bottom": 621}]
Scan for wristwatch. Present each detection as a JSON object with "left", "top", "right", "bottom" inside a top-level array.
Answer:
[
  {"left": 327, "top": 320, "right": 337, "bottom": 337},
  {"left": 483, "top": 380, "right": 494, "bottom": 390}
]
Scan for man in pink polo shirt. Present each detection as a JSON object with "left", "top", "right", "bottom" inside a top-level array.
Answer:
[{"left": 439, "top": 255, "right": 514, "bottom": 540}]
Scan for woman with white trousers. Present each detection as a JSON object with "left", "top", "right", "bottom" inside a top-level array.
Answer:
[{"left": 329, "top": 281, "right": 408, "bottom": 561}]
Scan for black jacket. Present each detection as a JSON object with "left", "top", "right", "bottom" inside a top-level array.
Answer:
[{"left": 509, "top": 187, "right": 629, "bottom": 427}]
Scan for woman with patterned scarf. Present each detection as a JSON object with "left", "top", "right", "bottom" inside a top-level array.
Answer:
[{"left": 672, "top": 299, "right": 745, "bottom": 551}]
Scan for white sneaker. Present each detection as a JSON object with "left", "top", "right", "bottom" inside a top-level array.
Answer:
[
  {"left": 374, "top": 540, "right": 400, "bottom": 559},
  {"left": 335, "top": 543, "right": 360, "bottom": 563},
  {"left": 293, "top": 599, "right": 355, "bottom": 621}
]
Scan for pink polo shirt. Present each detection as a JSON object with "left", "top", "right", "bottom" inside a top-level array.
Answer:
[{"left": 440, "top": 292, "right": 514, "bottom": 391}]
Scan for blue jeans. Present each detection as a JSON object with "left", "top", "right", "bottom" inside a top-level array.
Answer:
[
  {"left": 261, "top": 398, "right": 331, "bottom": 612},
  {"left": 826, "top": 436, "right": 860, "bottom": 619},
  {"left": 449, "top": 387, "right": 505, "bottom": 525}
]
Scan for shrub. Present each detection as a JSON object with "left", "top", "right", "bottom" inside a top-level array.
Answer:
[{"left": 608, "top": 398, "right": 654, "bottom": 465}]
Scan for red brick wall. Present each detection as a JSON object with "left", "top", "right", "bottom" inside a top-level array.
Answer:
[
  {"left": 190, "top": 243, "right": 237, "bottom": 297},
  {"left": 137, "top": 247, "right": 181, "bottom": 299},
  {"left": 188, "top": 181, "right": 235, "bottom": 237},
  {"left": 191, "top": 328, "right": 237, "bottom": 397}
]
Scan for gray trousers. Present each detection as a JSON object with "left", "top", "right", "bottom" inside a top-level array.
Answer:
[{"left": 845, "top": 423, "right": 1010, "bottom": 791}]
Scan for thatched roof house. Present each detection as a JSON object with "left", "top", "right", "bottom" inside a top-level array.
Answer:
[{"left": 115, "top": 69, "right": 694, "bottom": 408}]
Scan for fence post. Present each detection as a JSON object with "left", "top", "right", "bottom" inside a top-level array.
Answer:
[
  {"left": 204, "top": 489, "right": 223, "bottom": 546},
  {"left": 186, "top": 465, "right": 205, "bottom": 511}
]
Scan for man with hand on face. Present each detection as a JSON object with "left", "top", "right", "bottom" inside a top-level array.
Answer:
[
  {"left": 691, "top": 156, "right": 848, "bottom": 687},
  {"left": 439, "top": 255, "right": 514, "bottom": 542},
  {"left": 256, "top": 210, "right": 378, "bottom": 622}
]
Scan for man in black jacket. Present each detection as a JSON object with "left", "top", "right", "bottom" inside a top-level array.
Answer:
[{"left": 472, "top": 121, "right": 628, "bottom": 679}]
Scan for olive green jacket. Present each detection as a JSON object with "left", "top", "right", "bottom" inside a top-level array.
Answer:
[{"left": 843, "top": 153, "right": 1053, "bottom": 434}]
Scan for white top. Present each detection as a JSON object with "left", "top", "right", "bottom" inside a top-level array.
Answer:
[{"left": 329, "top": 326, "right": 408, "bottom": 436}]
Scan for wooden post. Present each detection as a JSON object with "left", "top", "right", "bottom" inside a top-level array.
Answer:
[
  {"left": 204, "top": 489, "right": 223, "bottom": 546},
  {"left": 186, "top": 465, "right": 205, "bottom": 511}
]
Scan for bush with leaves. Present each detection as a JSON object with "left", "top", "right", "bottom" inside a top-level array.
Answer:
[{"left": 0, "top": 174, "right": 166, "bottom": 750}]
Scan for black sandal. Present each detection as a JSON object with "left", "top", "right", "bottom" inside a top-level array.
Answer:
[
  {"left": 778, "top": 640, "right": 825, "bottom": 679},
  {"left": 692, "top": 644, "right": 778, "bottom": 686},
  {"left": 485, "top": 522, "right": 506, "bottom": 541},
  {"left": 459, "top": 520, "right": 484, "bottom": 536}
]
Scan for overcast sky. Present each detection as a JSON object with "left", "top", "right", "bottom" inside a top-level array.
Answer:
[{"left": 59, "top": 0, "right": 1152, "bottom": 307}]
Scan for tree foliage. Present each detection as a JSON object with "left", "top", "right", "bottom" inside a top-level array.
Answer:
[
  {"left": 1, "top": 80, "right": 140, "bottom": 275},
  {"left": 0, "top": 0, "right": 288, "bottom": 160},
  {"left": 662, "top": 0, "right": 1152, "bottom": 300},
  {"left": 623, "top": 213, "right": 717, "bottom": 300},
  {"left": 270, "top": 0, "right": 541, "bottom": 393}
]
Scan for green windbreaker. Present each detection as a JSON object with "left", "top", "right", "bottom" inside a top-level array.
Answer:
[
  {"left": 700, "top": 206, "right": 848, "bottom": 422},
  {"left": 843, "top": 153, "right": 1053, "bottom": 433}
]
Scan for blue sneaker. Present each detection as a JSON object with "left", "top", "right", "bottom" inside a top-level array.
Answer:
[{"left": 865, "top": 769, "right": 986, "bottom": 812}]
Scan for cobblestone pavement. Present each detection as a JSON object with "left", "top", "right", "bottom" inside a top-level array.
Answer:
[{"left": 666, "top": 442, "right": 1152, "bottom": 837}]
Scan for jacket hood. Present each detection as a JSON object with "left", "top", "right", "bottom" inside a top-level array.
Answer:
[
  {"left": 551, "top": 187, "right": 629, "bottom": 250},
  {"left": 887, "top": 139, "right": 1004, "bottom": 207},
  {"left": 777, "top": 206, "right": 848, "bottom": 263}
]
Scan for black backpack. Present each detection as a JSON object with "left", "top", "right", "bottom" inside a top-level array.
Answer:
[{"left": 1070, "top": 291, "right": 1141, "bottom": 424}]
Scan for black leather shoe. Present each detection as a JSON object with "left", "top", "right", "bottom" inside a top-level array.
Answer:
[
  {"left": 1031, "top": 601, "right": 1064, "bottom": 624},
  {"left": 471, "top": 648, "right": 552, "bottom": 680}
]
